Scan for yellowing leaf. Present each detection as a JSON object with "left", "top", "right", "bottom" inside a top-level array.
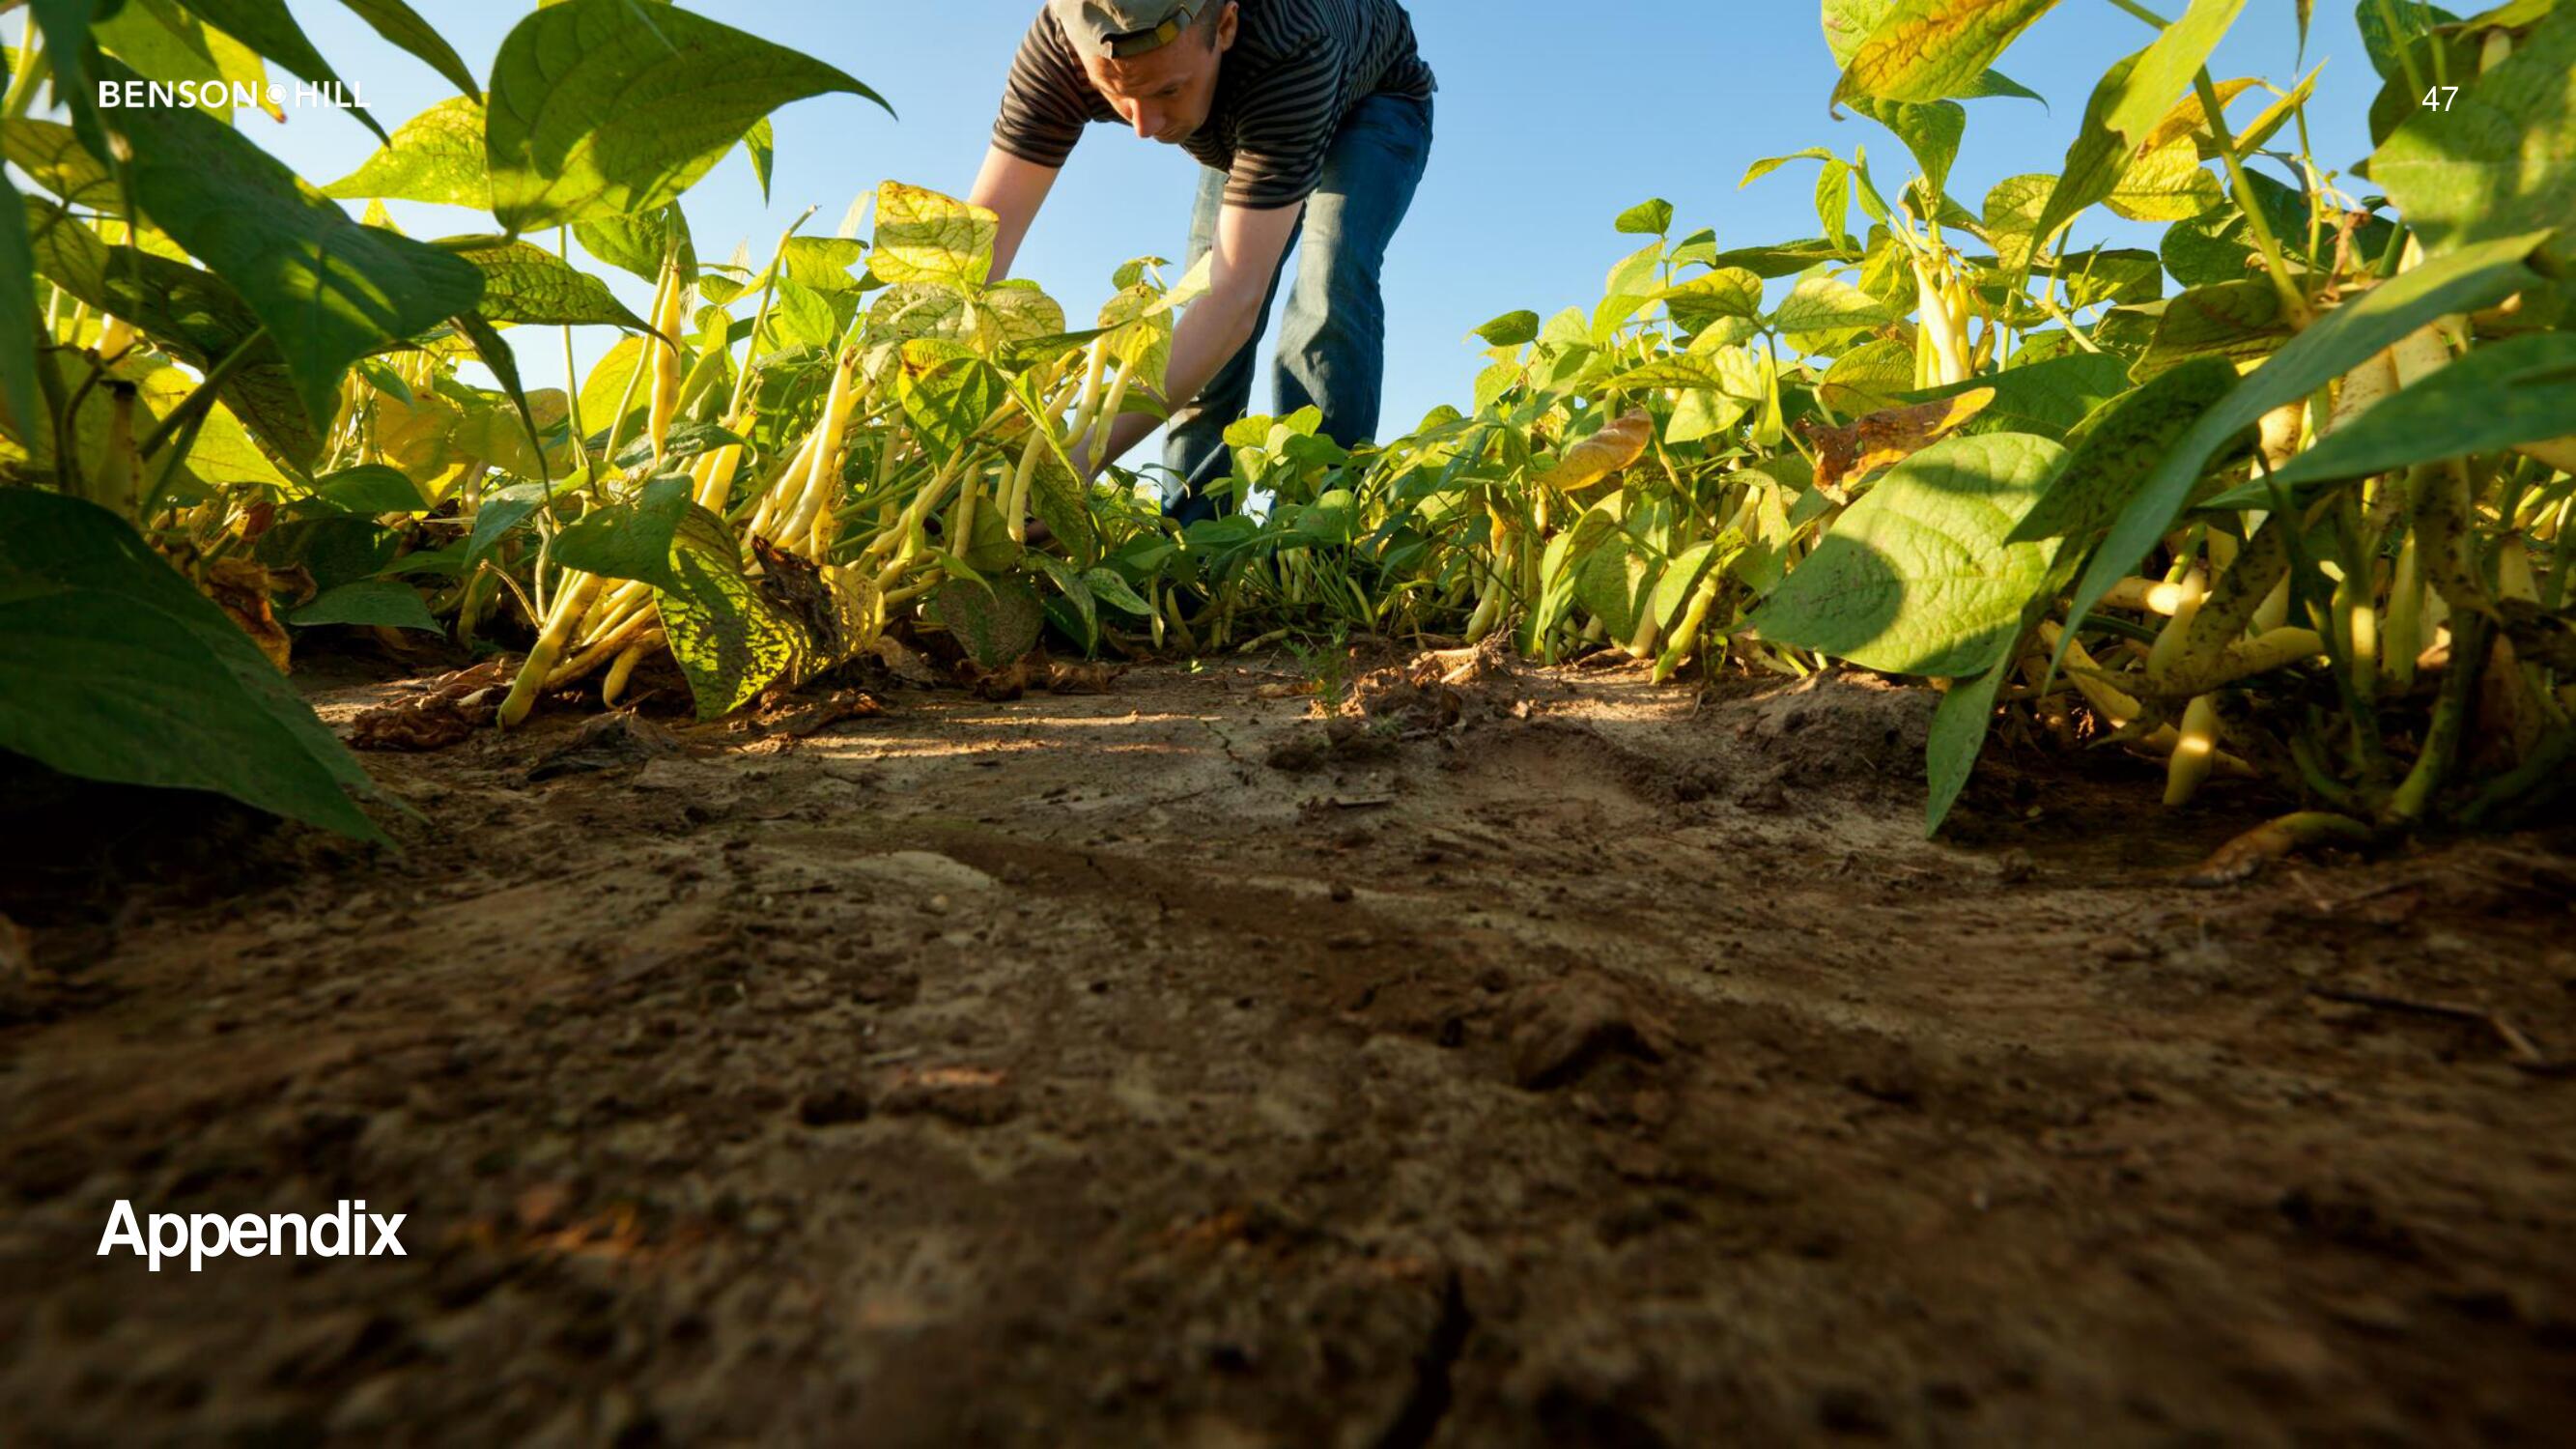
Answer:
[
  {"left": 1535, "top": 410, "right": 1654, "bottom": 492},
  {"left": 1804, "top": 387, "right": 1996, "bottom": 497},
  {"left": 2104, "top": 137, "right": 2223, "bottom": 221},
  {"left": 1834, "top": 0, "right": 2062, "bottom": 106},
  {"left": 2138, "top": 76, "right": 2261, "bottom": 156},
  {"left": 324, "top": 96, "right": 491, "bottom": 210},
  {"left": 871, "top": 182, "right": 997, "bottom": 289}
]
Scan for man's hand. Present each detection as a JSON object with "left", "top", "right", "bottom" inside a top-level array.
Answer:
[{"left": 1083, "top": 199, "right": 1301, "bottom": 475}]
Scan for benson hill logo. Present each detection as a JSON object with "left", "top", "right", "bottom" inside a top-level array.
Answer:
[{"left": 97, "top": 1199, "right": 408, "bottom": 1272}]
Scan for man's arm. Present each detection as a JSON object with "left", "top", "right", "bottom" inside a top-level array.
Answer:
[
  {"left": 967, "top": 145, "right": 1062, "bottom": 283},
  {"left": 1080, "top": 199, "right": 1300, "bottom": 475}
]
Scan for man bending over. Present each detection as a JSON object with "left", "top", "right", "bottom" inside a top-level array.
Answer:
[{"left": 971, "top": 0, "right": 1435, "bottom": 522}]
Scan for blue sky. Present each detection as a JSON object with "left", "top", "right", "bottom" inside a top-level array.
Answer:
[{"left": 47, "top": 1, "right": 2390, "bottom": 436}]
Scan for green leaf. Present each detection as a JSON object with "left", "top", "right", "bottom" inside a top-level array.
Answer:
[
  {"left": 1957, "top": 67, "right": 2046, "bottom": 103},
  {"left": 1526, "top": 505, "right": 1620, "bottom": 649},
  {"left": 576, "top": 333, "right": 652, "bottom": 447},
  {"left": 743, "top": 115, "right": 775, "bottom": 203},
  {"left": 314, "top": 463, "right": 428, "bottom": 514},
  {"left": 1605, "top": 355, "right": 1752, "bottom": 395},
  {"left": 551, "top": 476, "right": 694, "bottom": 587},
  {"left": 0, "top": 489, "right": 379, "bottom": 834},
  {"left": 6, "top": 118, "right": 124, "bottom": 214},
  {"left": 484, "top": 0, "right": 890, "bottom": 232},
  {"left": 2029, "top": 0, "right": 2248, "bottom": 252},
  {"left": 441, "top": 235, "right": 649, "bottom": 328},
  {"left": 1666, "top": 385, "right": 1750, "bottom": 444},
  {"left": 1084, "top": 566, "right": 1153, "bottom": 618},
  {"left": 2054, "top": 246, "right": 2166, "bottom": 308},
  {"left": 2102, "top": 0, "right": 2249, "bottom": 139},
  {"left": 1980, "top": 172, "right": 2054, "bottom": 270},
  {"left": 1772, "top": 274, "right": 1896, "bottom": 345},
  {"left": 21, "top": 195, "right": 324, "bottom": 466},
  {"left": 335, "top": 0, "right": 482, "bottom": 100},
  {"left": 780, "top": 236, "right": 868, "bottom": 292},
  {"left": 290, "top": 579, "right": 441, "bottom": 633},
  {"left": 171, "top": 0, "right": 390, "bottom": 141},
  {"left": 2357, "top": 1, "right": 2461, "bottom": 80},
  {"left": 2265, "top": 333, "right": 2576, "bottom": 487},
  {"left": 1614, "top": 197, "right": 1676, "bottom": 236},
  {"left": 609, "top": 418, "right": 744, "bottom": 473},
  {"left": 1110, "top": 255, "right": 1168, "bottom": 290},
  {"left": 1823, "top": 338, "right": 1920, "bottom": 415},
  {"left": 2160, "top": 206, "right": 2252, "bottom": 286},
  {"left": 253, "top": 515, "right": 403, "bottom": 593},
  {"left": 759, "top": 279, "right": 842, "bottom": 353},
  {"left": 1026, "top": 448, "right": 1100, "bottom": 568},
  {"left": 1712, "top": 239, "right": 1851, "bottom": 277},
  {"left": 1747, "top": 432, "right": 2065, "bottom": 675},
  {"left": 657, "top": 504, "right": 801, "bottom": 718},
  {"left": 871, "top": 181, "right": 996, "bottom": 289},
  {"left": 1574, "top": 533, "right": 1664, "bottom": 642},
  {"left": 94, "top": 0, "right": 250, "bottom": 124},
  {"left": 1741, "top": 147, "right": 1837, "bottom": 190},
  {"left": 323, "top": 96, "right": 491, "bottom": 210},
  {"left": 1925, "top": 656, "right": 2011, "bottom": 836},
  {"left": 99, "top": 59, "right": 484, "bottom": 435},
  {"left": 896, "top": 347, "right": 1008, "bottom": 464},
  {"left": 2370, "top": 4, "right": 2576, "bottom": 268},
  {"left": 29, "top": 0, "right": 112, "bottom": 156},
  {"left": 1473, "top": 309, "right": 1540, "bottom": 348},
  {"left": 0, "top": 586, "right": 386, "bottom": 841},
  {"left": 2061, "top": 231, "right": 2548, "bottom": 660},
  {"left": 929, "top": 575, "right": 1043, "bottom": 671},
  {"left": 1656, "top": 268, "right": 1764, "bottom": 335},
  {"left": 0, "top": 171, "right": 40, "bottom": 443},
  {"left": 1853, "top": 98, "right": 1966, "bottom": 197},
  {"left": 1834, "top": 0, "right": 2062, "bottom": 107},
  {"left": 2131, "top": 279, "right": 2291, "bottom": 378},
  {"left": 467, "top": 479, "right": 561, "bottom": 564},
  {"left": 572, "top": 203, "right": 692, "bottom": 286},
  {"left": 1034, "top": 555, "right": 1097, "bottom": 653},
  {"left": 2008, "top": 355, "right": 2239, "bottom": 542},
  {"left": 2026, "top": 57, "right": 2137, "bottom": 252}
]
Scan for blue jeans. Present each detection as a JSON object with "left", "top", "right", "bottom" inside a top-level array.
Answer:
[{"left": 1163, "top": 92, "right": 1433, "bottom": 524}]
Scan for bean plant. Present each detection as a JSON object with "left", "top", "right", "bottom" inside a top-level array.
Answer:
[{"left": 0, "top": 0, "right": 2567, "bottom": 860}]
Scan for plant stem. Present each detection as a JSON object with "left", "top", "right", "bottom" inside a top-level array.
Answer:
[
  {"left": 2373, "top": 0, "right": 2430, "bottom": 102},
  {"left": 2100, "top": 0, "right": 2170, "bottom": 27},
  {"left": 2385, "top": 610, "right": 2490, "bottom": 826},
  {"left": 558, "top": 228, "right": 587, "bottom": 453},
  {"left": 4, "top": 18, "right": 48, "bottom": 120},
  {"left": 2195, "top": 70, "right": 2311, "bottom": 328},
  {"left": 2460, "top": 724, "right": 2575, "bottom": 828},
  {"left": 731, "top": 208, "right": 817, "bottom": 421}
]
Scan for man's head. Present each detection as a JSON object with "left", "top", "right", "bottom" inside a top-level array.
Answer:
[{"left": 1048, "top": 0, "right": 1239, "bottom": 145}]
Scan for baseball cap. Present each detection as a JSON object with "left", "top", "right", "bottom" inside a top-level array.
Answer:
[{"left": 1048, "top": 0, "right": 1209, "bottom": 61}]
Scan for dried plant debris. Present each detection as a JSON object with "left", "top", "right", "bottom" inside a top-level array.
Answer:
[
  {"left": 346, "top": 661, "right": 516, "bottom": 753},
  {"left": 523, "top": 710, "right": 682, "bottom": 782}
]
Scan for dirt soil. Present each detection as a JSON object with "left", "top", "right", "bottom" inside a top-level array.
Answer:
[{"left": 5, "top": 650, "right": 2575, "bottom": 1447}]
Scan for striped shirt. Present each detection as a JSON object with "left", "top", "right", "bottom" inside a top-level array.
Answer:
[{"left": 991, "top": 0, "right": 1435, "bottom": 211}]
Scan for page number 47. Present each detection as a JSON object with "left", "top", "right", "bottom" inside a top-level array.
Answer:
[{"left": 2421, "top": 86, "right": 2461, "bottom": 110}]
